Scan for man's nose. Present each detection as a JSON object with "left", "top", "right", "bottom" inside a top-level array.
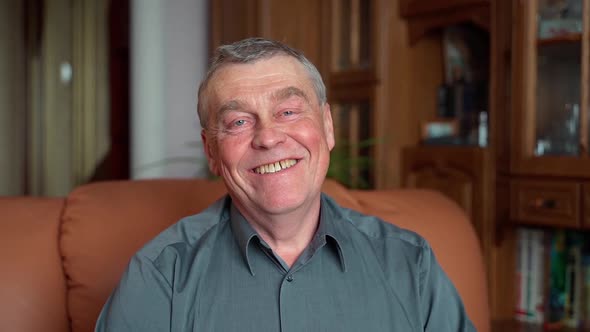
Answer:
[{"left": 252, "top": 122, "right": 286, "bottom": 149}]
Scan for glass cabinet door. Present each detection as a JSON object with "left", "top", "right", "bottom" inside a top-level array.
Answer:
[
  {"left": 513, "top": 0, "right": 590, "bottom": 176},
  {"left": 328, "top": 0, "right": 376, "bottom": 188}
]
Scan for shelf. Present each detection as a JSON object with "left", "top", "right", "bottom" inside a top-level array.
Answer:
[
  {"left": 492, "top": 319, "right": 590, "bottom": 332},
  {"left": 537, "top": 33, "right": 582, "bottom": 46},
  {"left": 400, "top": 0, "right": 489, "bottom": 18}
]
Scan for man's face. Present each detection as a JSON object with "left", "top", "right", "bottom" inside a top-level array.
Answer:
[{"left": 202, "top": 56, "right": 335, "bottom": 217}]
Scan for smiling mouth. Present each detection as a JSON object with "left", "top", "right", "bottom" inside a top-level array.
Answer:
[{"left": 253, "top": 159, "right": 298, "bottom": 174}]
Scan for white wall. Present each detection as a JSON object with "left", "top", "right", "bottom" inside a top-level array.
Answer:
[{"left": 131, "top": 0, "right": 209, "bottom": 179}]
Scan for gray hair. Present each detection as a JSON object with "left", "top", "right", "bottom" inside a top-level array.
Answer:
[{"left": 197, "top": 37, "right": 327, "bottom": 130}]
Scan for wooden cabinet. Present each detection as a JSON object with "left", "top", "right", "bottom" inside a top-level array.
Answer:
[
  {"left": 501, "top": 0, "right": 590, "bottom": 228},
  {"left": 492, "top": 0, "right": 590, "bottom": 328},
  {"left": 509, "top": 0, "right": 590, "bottom": 178},
  {"left": 402, "top": 146, "right": 497, "bottom": 319},
  {"left": 397, "top": 0, "right": 501, "bottom": 320},
  {"left": 210, "top": 0, "right": 328, "bottom": 74},
  {"left": 402, "top": 146, "right": 492, "bottom": 247}
]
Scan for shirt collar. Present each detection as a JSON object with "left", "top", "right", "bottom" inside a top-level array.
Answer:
[
  {"left": 228, "top": 194, "right": 347, "bottom": 276},
  {"left": 317, "top": 193, "right": 347, "bottom": 272},
  {"left": 229, "top": 203, "right": 258, "bottom": 276}
]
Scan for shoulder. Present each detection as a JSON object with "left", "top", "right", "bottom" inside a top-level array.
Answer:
[
  {"left": 136, "top": 195, "right": 231, "bottom": 263},
  {"left": 324, "top": 194, "right": 428, "bottom": 250},
  {"left": 322, "top": 194, "right": 431, "bottom": 268}
]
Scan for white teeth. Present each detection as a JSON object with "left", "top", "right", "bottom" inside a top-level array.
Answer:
[{"left": 254, "top": 159, "right": 297, "bottom": 174}]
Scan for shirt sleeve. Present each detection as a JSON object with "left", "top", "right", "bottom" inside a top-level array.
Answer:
[
  {"left": 95, "top": 255, "right": 172, "bottom": 332},
  {"left": 419, "top": 245, "right": 477, "bottom": 332}
]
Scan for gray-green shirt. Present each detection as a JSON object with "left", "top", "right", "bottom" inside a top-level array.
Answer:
[{"left": 95, "top": 194, "right": 475, "bottom": 331}]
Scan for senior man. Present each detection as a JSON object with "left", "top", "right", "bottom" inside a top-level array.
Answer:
[{"left": 95, "top": 37, "right": 475, "bottom": 331}]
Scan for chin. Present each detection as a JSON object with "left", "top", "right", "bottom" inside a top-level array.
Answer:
[{"left": 256, "top": 191, "right": 316, "bottom": 215}]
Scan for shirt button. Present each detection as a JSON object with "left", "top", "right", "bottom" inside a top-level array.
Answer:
[{"left": 286, "top": 275, "right": 294, "bottom": 282}]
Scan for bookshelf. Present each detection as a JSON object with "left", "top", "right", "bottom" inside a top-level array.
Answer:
[
  {"left": 537, "top": 33, "right": 583, "bottom": 46},
  {"left": 401, "top": 0, "right": 590, "bottom": 328},
  {"left": 492, "top": 319, "right": 588, "bottom": 332},
  {"left": 511, "top": 227, "right": 590, "bottom": 329},
  {"left": 494, "top": 0, "right": 590, "bottom": 328}
]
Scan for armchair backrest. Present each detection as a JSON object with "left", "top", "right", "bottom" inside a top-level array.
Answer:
[{"left": 0, "top": 178, "right": 490, "bottom": 332}]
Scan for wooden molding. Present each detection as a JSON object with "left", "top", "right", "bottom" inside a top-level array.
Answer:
[
  {"left": 406, "top": 4, "right": 490, "bottom": 45},
  {"left": 400, "top": 0, "right": 489, "bottom": 18}
]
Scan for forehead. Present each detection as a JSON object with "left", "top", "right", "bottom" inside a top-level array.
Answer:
[{"left": 207, "top": 56, "right": 316, "bottom": 103}]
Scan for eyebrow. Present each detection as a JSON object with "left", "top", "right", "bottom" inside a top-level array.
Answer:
[
  {"left": 216, "top": 86, "right": 311, "bottom": 118},
  {"left": 217, "top": 100, "right": 248, "bottom": 117},
  {"left": 272, "top": 86, "right": 310, "bottom": 104}
]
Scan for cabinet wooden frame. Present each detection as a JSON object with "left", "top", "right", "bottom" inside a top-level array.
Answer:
[
  {"left": 584, "top": 182, "right": 590, "bottom": 229},
  {"left": 399, "top": 0, "right": 489, "bottom": 18},
  {"left": 327, "top": 0, "right": 379, "bottom": 188},
  {"left": 510, "top": 0, "right": 590, "bottom": 177},
  {"left": 398, "top": 0, "right": 499, "bottom": 321},
  {"left": 401, "top": 146, "right": 493, "bottom": 284},
  {"left": 509, "top": 179, "right": 582, "bottom": 228}
]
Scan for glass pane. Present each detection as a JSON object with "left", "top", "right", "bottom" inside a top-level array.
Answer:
[
  {"left": 331, "top": 0, "right": 372, "bottom": 71},
  {"left": 329, "top": 101, "right": 373, "bottom": 188},
  {"left": 534, "top": 0, "right": 584, "bottom": 156},
  {"left": 358, "top": 0, "right": 372, "bottom": 69},
  {"left": 336, "top": 0, "right": 352, "bottom": 69}
]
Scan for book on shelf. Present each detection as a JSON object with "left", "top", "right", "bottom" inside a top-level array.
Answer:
[
  {"left": 515, "top": 228, "right": 589, "bottom": 328},
  {"left": 564, "top": 233, "right": 584, "bottom": 328},
  {"left": 547, "top": 230, "right": 566, "bottom": 325},
  {"left": 583, "top": 253, "right": 590, "bottom": 328},
  {"left": 515, "top": 228, "right": 545, "bottom": 323}
]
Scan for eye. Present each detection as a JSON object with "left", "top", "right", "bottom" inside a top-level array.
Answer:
[
  {"left": 276, "top": 109, "right": 300, "bottom": 121},
  {"left": 279, "top": 109, "right": 300, "bottom": 118},
  {"left": 223, "top": 117, "right": 250, "bottom": 132}
]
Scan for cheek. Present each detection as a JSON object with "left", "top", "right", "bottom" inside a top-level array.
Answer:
[
  {"left": 293, "top": 120, "right": 329, "bottom": 146},
  {"left": 216, "top": 136, "right": 250, "bottom": 166}
]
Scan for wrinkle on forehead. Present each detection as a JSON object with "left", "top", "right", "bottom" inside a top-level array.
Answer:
[
  {"left": 208, "top": 57, "right": 317, "bottom": 125},
  {"left": 217, "top": 86, "right": 310, "bottom": 114}
]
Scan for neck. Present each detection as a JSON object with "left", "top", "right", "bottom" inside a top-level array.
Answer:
[{"left": 234, "top": 195, "right": 322, "bottom": 267}]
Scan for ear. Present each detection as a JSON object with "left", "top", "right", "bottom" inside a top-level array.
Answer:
[
  {"left": 322, "top": 103, "right": 335, "bottom": 151},
  {"left": 201, "top": 129, "right": 220, "bottom": 176}
]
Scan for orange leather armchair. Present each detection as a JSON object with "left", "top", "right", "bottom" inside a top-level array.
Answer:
[{"left": 0, "top": 179, "right": 490, "bottom": 332}]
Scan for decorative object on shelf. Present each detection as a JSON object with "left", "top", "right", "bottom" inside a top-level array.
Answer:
[
  {"left": 534, "top": 103, "right": 581, "bottom": 156},
  {"left": 439, "top": 25, "right": 489, "bottom": 146},
  {"left": 421, "top": 119, "right": 458, "bottom": 142},
  {"left": 538, "top": 0, "right": 584, "bottom": 40}
]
